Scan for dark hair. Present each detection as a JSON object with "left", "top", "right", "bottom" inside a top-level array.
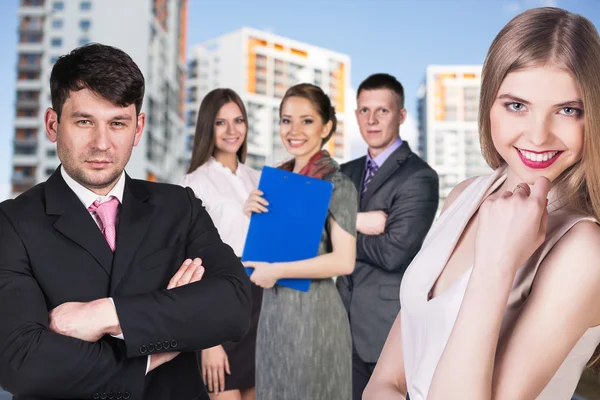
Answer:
[
  {"left": 187, "top": 88, "right": 248, "bottom": 173},
  {"left": 280, "top": 83, "right": 337, "bottom": 145},
  {"left": 357, "top": 73, "right": 405, "bottom": 109},
  {"left": 50, "top": 43, "right": 145, "bottom": 122}
]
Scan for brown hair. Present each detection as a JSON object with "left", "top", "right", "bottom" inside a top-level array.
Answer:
[
  {"left": 187, "top": 88, "right": 248, "bottom": 173},
  {"left": 357, "top": 73, "right": 405, "bottom": 109},
  {"left": 279, "top": 83, "right": 337, "bottom": 145},
  {"left": 51, "top": 43, "right": 145, "bottom": 122},
  {"left": 478, "top": 7, "right": 600, "bottom": 367}
]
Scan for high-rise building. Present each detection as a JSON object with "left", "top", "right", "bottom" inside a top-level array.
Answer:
[
  {"left": 12, "top": 0, "right": 188, "bottom": 196},
  {"left": 417, "top": 65, "right": 490, "bottom": 203},
  {"left": 185, "top": 27, "right": 352, "bottom": 170}
]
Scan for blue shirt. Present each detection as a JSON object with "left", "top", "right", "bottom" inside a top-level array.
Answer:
[{"left": 364, "top": 137, "right": 403, "bottom": 186}]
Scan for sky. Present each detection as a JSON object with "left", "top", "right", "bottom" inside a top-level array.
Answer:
[{"left": 0, "top": 0, "right": 599, "bottom": 201}]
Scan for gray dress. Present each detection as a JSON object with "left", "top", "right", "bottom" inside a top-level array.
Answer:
[{"left": 256, "top": 171, "right": 357, "bottom": 400}]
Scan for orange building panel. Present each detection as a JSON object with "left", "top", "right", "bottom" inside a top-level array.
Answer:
[{"left": 291, "top": 48, "right": 308, "bottom": 58}]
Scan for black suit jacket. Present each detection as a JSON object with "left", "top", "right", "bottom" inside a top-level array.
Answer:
[
  {"left": 0, "top": 169, "right": 252, "bottom": 400},
  {"left": 337, "top": 141, "right": 439, "bottom": 363}
]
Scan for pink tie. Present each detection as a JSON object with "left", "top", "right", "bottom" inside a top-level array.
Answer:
[{"left": 88, "top": 197, "right": 120, "bottom": 252}]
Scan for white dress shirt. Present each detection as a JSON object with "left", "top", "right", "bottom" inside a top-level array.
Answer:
[
  {"left": 60, "top": 166, "right": 151, "bottom": 374},
  {"left": 179, "top": 157, "right": 260, "bottom": 257}
]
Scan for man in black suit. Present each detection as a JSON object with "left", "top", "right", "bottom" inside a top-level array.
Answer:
[
  {"left": 337, "top": 73, "right": 439, "bottom": 400},
  {"left": 0, "top": 44, "right": 251, "bottom": 400}
]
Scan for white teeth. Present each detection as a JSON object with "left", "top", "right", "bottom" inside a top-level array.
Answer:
[
  {"left": 519, "top": 149, "right": 557, "bottom": 162},
  {"left": 289, "top": 140, "right": 305, "bottom": 145}
]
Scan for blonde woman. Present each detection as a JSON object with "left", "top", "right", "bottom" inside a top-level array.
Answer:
[{"left": 364, "top": 7, "right": 600, "bottom": 400}]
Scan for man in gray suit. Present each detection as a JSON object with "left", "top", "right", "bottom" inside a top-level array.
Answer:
[{"left": 337, "top": 73, "right": 439, "bottom": 400}]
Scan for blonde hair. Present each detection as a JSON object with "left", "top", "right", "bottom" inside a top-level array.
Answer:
[{"left": 479, "top": 7, "right": 600, "bottom": 226}]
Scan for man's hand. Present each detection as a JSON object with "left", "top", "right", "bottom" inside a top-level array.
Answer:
[
  {"left": 168, "top": 258, "right": 204, "bottom": 289},
  {"left": 49, "top": 298, "right": 120, "bottom": 342},
  {"left": 147, "top": 258, "right": 206, "bottom": 372},
  {"left": 357, "top": 211, "right": 388, "bottom": 235}
]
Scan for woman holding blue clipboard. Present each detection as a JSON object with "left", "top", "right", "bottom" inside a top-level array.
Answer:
[{"left": 243, "top": 83, "right": 357, "bottom": 400}]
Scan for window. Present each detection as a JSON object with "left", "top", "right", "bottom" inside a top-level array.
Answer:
[
  {"left": 45, "top": 168, "right": 55, "bottom": 176},
  {"left": 52, "top": 19, "right": 63, "bottom": 29},
  {"left": 79, "top": 37, "right": 89, "bottom": 46},
  {"left": 50, "top": 56, "right": 59, "bottom": 64},
  {"left": 47, "top": 149, "right": 57, "bottom": 157},
  {"left": 79, "top": 20, "right": 91, "bottom": 30},
  {"left": 51, "top": 38, "right": 62, "bottom": 47},
  {"left": 53, "top": 1, "right": 64, "bottom": 10},
  {"left": 80, "top": 1, "right": 92, "bottom": 10}
]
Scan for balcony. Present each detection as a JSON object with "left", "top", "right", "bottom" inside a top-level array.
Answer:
[
  {"left": 14, "top": 117, "right": 39, "bottom": 129},
  {"left": 14, "top": 134, "right": 38, "bottom": 146},
  {"left": 16, "top": 98, "right": 40, "bottom": 109},
  {"left": 19, "top": 32, "right": 43, "bottom": 44},
  {"left": 12, "top": 169, "right": 37, "bottom": 185},
  {"left": 18, "top": 62, "right": 42, "bottom": 73},
  {"left": 19, "top": 18, "right": 44, "bottom": 33},
  {"left": 14, "top": 143, "right": 37, "bottom": 156},
  {"left": 13, "top": 153, "right": 38, "bottom": 165},
  {"left": 20, "top": 0, "right": 45, "bottom": 6}
]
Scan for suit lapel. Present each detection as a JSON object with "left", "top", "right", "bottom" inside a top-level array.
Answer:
[
  {"left": 46, "top": 169, "right": 114, "bottom": 276},
  {"left": 110, "top": 176, "right": 154, "bottom": 294},
  {"left": 349, "top": 156, "right": 367, "bottom": 208},
  {"left": 361, "top": 142, "right": 412, "bottom": 207}
]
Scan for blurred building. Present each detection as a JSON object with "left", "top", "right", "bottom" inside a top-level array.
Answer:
[
  {"left": 12, "top": 0, "right": 187, "bottom": 197},
  {"left": 185, "top": 27, "right": 352, "bottom": 170},
  {"left": 417, "top": 65, "right": 489, "bottom": 203}
]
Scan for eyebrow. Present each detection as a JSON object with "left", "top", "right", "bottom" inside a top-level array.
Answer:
[
  {"left": 216, "top": 115, "right": 244, "bottom": 120},
  {"left": 71, "top": 111, "right": 94, "bottom": 119},
  {"left": 70, "top": 112, "right": 133, "bottom": 121},
  {"left": 497, "top": 93, "right": 584, "bottom": 108},
  {"left": 281, "top": 114, "right": 313, "bottom": 118}
]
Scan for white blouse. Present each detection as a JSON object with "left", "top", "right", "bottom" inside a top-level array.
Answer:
[{"left": 178, "top": 157, "right": 260, "bottom": 257}]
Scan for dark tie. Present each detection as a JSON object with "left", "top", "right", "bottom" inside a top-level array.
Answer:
[{"left": 362, "top": 159, "right": 379, "bottom": 198}]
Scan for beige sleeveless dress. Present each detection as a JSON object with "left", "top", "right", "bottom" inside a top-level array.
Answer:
[{"left": 400, "top": 166, "right": 600, "bottom": 400}]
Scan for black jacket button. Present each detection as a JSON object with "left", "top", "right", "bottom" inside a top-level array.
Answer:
[
  {"left": 170, "top": 339, "right": 178, "bottom": 348},
  {"left": 156, "top": 341, "right": 163, "bottom": 350},
  {"left": 139, "top": 345, "right": 147, "bottom": 354},
  {"left": 123, "top": 392, "right": 131, "bottom": 399},
  {"left": 163, "top": 340, "right": 171, "bottom": 349},
  {"left": 148, "top": 343, "right": 155, "bottom": 352},
  {"left": 92, "top": 394, "right": 100, "bottom": 400}
]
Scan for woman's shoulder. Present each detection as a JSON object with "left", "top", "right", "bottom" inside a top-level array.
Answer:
[
  {"left": 439, "top": 176, "right": 481, "bottom": 215},
  {"left": 178, "top": 163, "right": 211, "bottom": 188},
  {"left": 325, "top": 171, "right": 355, "bottom": 190}
]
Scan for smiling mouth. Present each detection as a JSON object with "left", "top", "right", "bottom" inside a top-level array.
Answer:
[
  {"left": 515, "top": 147, "right": 563, "bottom": 169},
  {"left": 223, "top": 137, "right": 240, "bottom": 143},
  {"left": 287, "top": 139, "right": 306, "bottom": 148}
]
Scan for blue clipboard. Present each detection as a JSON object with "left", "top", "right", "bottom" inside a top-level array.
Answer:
[{"left": 241, "top": 166, "right": 334, "bottom": 292}]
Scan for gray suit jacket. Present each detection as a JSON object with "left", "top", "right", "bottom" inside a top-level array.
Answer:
[{"left": 337, "top": 141, "right": 439, "bottom": 363}]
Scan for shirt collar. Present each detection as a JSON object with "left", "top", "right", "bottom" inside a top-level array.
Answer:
[
  {"left": 61, "top": 165, "right": 125, "bottom": 209},
  {"left": 367, "top": 137, "right": 403, "bottom": 168}
]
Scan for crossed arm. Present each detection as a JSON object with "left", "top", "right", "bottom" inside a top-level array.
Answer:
[
  {"left": 0, "top": 192, "right": 251, "bottom": 398},
  {"left": 356, "top": 170, "right": 439, "bottom": 273}
]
